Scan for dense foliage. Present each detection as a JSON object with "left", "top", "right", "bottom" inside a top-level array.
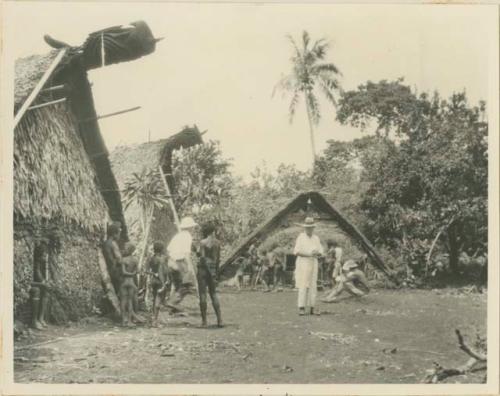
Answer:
[
  {"left": 165, "top": 81, "right": 487, "bottom": 287},
  {"left": 335, "top": 80, "right": 488, "bottom": 284}
]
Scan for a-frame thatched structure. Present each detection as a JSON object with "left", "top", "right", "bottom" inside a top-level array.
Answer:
[{"left": 220, "top": 191, "right": 398, "bottom": 284}]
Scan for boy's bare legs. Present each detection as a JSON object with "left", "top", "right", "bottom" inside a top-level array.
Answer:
[
  {"left": 38, "top": 289, "right": 49, "bottom": 327},
  {"left": 120, "top": 286, "right": 128, "bottom": 326}
]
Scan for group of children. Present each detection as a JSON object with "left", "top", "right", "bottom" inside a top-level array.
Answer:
[
  {"left": 234, "top": 243, "right": 287, "bottom": 292},
  {"left": 102, "top": 219, "right": 224, "bottom": 328}
]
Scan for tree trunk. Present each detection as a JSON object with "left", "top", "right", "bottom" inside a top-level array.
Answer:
[
  {"left": 448, "top": 226, "right": 460, "bottom": 274},
  {"left": 304, "top": 97, "right": 317, "bottom": 168}
]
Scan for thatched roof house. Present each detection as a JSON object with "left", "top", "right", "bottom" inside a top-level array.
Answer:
[
  {"left": 219, "top": 191, "right": 397, "bottom": 284},
  {"left": 13, "top": 22, "right": 160, "bottom": 323},
  {"left": 110, "top": 126, "right": 203, "bottom": 245}
]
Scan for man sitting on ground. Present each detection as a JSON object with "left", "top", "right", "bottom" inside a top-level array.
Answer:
[{"left": 322, "top": 259, "right": 370, "bottom": 302}]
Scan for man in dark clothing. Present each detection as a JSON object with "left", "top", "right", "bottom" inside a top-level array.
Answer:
[{"left": 196, "top": 223, "right": 223, "bottom": 328}]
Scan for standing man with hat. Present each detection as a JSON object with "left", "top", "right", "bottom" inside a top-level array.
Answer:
[
  {"left": 167, "top": 216, "right": 198, "bottom": 305},
  {"left": 293, "top": 217, "right": 324, "bottom": 316}
]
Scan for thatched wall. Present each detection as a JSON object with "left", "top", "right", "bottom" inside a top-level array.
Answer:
[
  {"left": 14, "top": 223, "right": 104, "bottom": 323},
  {"left": 14, "top": 104, "right": 108, "bottom": 229},
  {"left": 14, "top": 96, "right": 109, "bottom": 323}
]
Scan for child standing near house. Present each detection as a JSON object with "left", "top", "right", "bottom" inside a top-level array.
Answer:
[
  {"left": 146, "top": 242, "right": 168, "bottom": 327},
  {"left": 30, "top": 240, "right": 51, "bottom": 330},
  {"left": 120, "top": 243, "right": 139, "bottom": 327}
]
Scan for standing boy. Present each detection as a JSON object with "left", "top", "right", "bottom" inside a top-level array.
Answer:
[
  {"left": 146, "top": 242, "right": 168, "bottom": 327},
  {"left": 120, "top": 243, "right": 138, "bottom": 327},
  {"left": 30, "top": 241, "right": 51, "bottom": 330}
]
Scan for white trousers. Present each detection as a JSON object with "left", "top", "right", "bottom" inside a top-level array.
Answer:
[
  {"left": 295, "top": 259, "right": 318, "bottom": 308},
  {"left": 298, "top": 286, "right": 317, "bottom": 308}
]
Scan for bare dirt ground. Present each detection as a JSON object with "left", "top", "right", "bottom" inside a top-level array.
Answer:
[{"left": 14, "top": 288, "right": 486, "bottom": 384}]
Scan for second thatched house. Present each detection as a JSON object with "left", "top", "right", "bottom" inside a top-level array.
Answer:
[
  {"left": 219, "top": 191, "right": 398, "bottom": 284},
  {"left": 110, "top": 126, "right": 203, "bottom": 246},
  {"left": 14, "top": 21, "right": 161, "bottom": 323}
]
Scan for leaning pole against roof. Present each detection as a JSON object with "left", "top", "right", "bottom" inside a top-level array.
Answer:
[{"left": 13, "top": 21, "right": 163, "bottom": 322}]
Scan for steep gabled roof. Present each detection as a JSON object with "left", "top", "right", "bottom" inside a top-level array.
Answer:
[
  {"left": 110, "top": 126, "right": 203, "bottom": 192},
  {"left": 220, "top": 191, "right": 398, "bottom": 284},
  {"left": 109, "top": 126, "right": 203, "bottom": 242},
  {"left": 14, "top": 23, "right": 161, "bottom": 238}
]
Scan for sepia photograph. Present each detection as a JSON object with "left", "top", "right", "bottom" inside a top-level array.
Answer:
[{"left": 1, "top": 1, "right": 499, "bottom": 394}]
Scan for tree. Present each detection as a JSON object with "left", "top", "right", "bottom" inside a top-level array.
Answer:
[
  {"left": 336, "top": 80, "right": 488, "bottom": 280},
  {"left": 122, "top": 168, "right": 170, "bottom": 271},
  {"left": 274, "top": 30, "right": 342, "bottom": 166},
  {"left": 171, "top": 140, "right": 233, "bottom": 217}
]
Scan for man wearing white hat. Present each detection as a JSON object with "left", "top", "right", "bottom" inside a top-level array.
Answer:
[
  {"left": 167, "top": 216, "right": 198, "bottom": 304},
  {"left": 293, "top": 217, "right": 324, "bottom": 315},
  {"left": 322, "top": 259, "right": 370, "bottom": 302}
]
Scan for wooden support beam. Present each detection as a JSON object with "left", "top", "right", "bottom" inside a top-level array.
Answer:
[
  {"left": 79, "top": 106, "right": 141, "bottom": 123},
  {"left": 27, "top": 98, "right": 66, "bottom": 111},
  {"left": 158, "top": 166, "right": 179, "bottom": 228},
  {"left": 40, "top": 84, "right": 65, "bottom": 93},
  {"left": 13, "top": 48, "right": 67, "bottom": 129}
]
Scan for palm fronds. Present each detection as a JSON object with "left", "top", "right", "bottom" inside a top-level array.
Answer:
[{"left": 273, "top": 30, "right": 343, "bottom": 161}]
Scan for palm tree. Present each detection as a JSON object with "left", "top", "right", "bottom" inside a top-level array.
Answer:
[
  {"left": 274, "top": 31, "right": 342, "bottom": 166},
  {"left": 122, "top": 167, "right": 170, "bottom": 271}
]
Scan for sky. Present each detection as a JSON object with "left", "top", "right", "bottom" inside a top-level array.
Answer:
[{"left": 4, "top": 2, "right": 493, "bottom": 177}]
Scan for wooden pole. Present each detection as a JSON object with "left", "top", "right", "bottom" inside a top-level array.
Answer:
[
  {"left": 40, "top": 84, "right": 65, "bottom": 93},
  {"left": 27, "top": 98, "right": 66, "bottom": 111},
  {"left": 79, "top": 106, "right": 141, "bottom": 123},
  {"left": 158, "top": 165, "right": 179, "bottom": 227},
  {"left": 13, "top": 48, "right": 67, "bottom": 129}
]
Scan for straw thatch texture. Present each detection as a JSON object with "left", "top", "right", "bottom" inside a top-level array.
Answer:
[
  {"left": 14, "top": 50, "right": 61, "bottom": 113},
  {"left": 110, "top": 126, "right": 203, "bottom": 244},
  {"left": 14, "top": 224, "right": 104, "bottom": 323},
  {"left": 14, "top": 104, "right": 108, "bottom": 230}
]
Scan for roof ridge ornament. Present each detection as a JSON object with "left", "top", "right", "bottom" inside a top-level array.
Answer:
[{"left": 43, "top": 21, "right": 162, "bottom": 71}]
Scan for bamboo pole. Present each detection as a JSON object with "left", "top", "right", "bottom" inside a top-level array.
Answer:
[
  {"left": 14, "top": 48, "right": 67, "bottom": 129},
  {"left": 40, "top": 84, "right": 65, "bottom": 93},
  {"left": 79, "top": 106, "right": 141, "bottom": 123},
  {"left": 158, "top": 165, "right": 179, "bottom": 227},
  {"left": 27, "top": 98, "right": 66, "bottom": 111}
]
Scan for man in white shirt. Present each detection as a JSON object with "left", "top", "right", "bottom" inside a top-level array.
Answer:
[
  {"left": 293, "top": 217, "right": 324, "bottom": 316},
  {"left": 167, "top": 216, "right": 198, "bottom": 304}
]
